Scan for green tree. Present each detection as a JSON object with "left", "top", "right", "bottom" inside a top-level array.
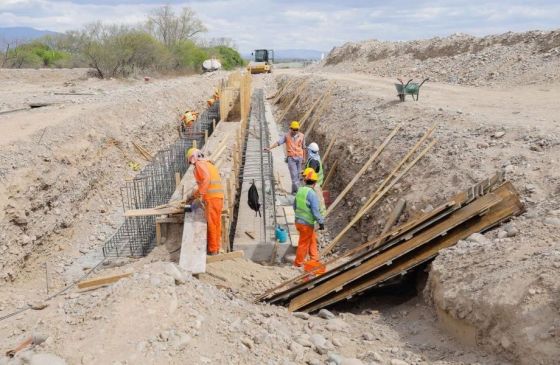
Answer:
[
  {"left": 212, "top": 46, "right": 245, "bottom": 70},
  {"left": 173, "top": 40, "right": 209, "bottom": 71}
]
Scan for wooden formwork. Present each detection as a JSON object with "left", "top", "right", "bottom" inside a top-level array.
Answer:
[
  {"left": 219, "top": 71, "right": 253, "bottom": 123},
  {"left": 259, "top": 173, "right": 524, "bottom": 312}
]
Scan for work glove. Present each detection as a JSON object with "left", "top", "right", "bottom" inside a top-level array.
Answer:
[
  {"left": 284, "top": 157, "right": 288, "bottom": 163},
  {"left": 318, "top": 223, "right": 325, "bottom": 231}
]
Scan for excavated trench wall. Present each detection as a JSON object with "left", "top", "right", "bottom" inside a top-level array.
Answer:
[
  {"left": 0, "top": 71, "right": 219, "bottom": 282},
  {"left": 272, "top": 75, "right": 560, "bottom": 364}
]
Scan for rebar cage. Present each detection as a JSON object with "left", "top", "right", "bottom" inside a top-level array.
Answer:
[{"left": 103, "top": 102, "right": 220, "bottom": 257}]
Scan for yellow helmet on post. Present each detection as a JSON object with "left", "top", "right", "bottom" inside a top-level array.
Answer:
[{"left": 290, "top": 121, "right": 300, "bottom": 130}]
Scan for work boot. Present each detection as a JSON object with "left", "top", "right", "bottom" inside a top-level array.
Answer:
[{"left": 207, "top": 252, "right": 219, "bottom": 256}]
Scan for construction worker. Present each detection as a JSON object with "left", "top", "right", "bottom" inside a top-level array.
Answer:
[
  {"left": 305, "top": 142, "right": 323, "bottom": 186},
  {"left": 304, "top": 142, "right": 326, "bottom": 214},
  {"left": 293, "top": 168, "right": 325, "bottom": 267},
  {"left": 264, "top": 120, "right": 305, "bottom": 194},
  {"left": 186, "top": 147, "right": 224, "bottom": 256}
]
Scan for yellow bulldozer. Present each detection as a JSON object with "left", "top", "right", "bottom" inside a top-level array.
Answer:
[{"left": 247, "top": 49, "right": 274, "bottom": 74}]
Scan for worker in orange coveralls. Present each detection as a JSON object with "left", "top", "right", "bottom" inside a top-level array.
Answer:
[
  {"left": 293, "top": 168, "right": 325, "bottom": 267},
  {"left": 186, "top": 147, "right": 224, "bottom": 255}
]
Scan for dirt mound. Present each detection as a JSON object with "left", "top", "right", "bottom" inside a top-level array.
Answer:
[
  {"left": 322, "top": 30, "right": 560, "bottom": 86},
  {"left": 0, "top": 255, "right": 502, "bottom": 364},
  {"left": 270, "top": 71, "right": 560, "bottom": 363}
]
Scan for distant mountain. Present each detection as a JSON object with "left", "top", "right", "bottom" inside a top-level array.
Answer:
[
  {"left": 0, "top": 27, "right": 60, "bottom": 48},
  {"left": 242, "top": 49, "right": 325, "bottom": 61}
]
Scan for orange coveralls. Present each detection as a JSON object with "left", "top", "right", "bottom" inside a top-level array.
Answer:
[{"left": 193, "top": 160, "right": 224, "bottom": 254}]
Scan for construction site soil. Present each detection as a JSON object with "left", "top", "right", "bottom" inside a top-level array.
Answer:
[{"left": 1, "top": 29, "right": 559, "bottom": 365}]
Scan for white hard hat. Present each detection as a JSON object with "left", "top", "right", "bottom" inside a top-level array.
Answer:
[{"left": 308, "top": 142, "right": 319, "bottom": 152}]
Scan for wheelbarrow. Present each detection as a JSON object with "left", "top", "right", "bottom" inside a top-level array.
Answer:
[{"left": 395, "top": 78, "right": 429, "bottom": 101}]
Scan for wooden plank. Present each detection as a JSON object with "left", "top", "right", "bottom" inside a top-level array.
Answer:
[
  {"left": 125, "top": 207, "right": 183, "bottom": 217},
  {"left": 245, "top": 231, "right": 256, "bottom": 239},
  {"left": 207, "top": 250, "right": 244, "bottom": 263},
  {"left": 258, "top": 202, "right": 456, "bottom": 303},
  {"left": 357, "top": 124, "right": 436, "bottom": 217},
  {"left": 265, "top": 202, "right": 458, "bottom": 305},
  {"left": 260, "top": 174, "right": 501, "bottom": 303},
  {"left": 322, "top": 158, "right": 339, "bottom": 189},
  {"left": 300, "top": 182, "right": 524, "bottom": 312},
  {"left": 77, "top": 272, "right": 132, "bottom": 289},
  {"left": 179, "top": 206, "right": 207, "bottom": 274},
  {"left": 299, "top": 87, "right": 331, "bottom": 127},
  {"left": 277, "top": 80, "right": 309, "bottom": 122},
  {"left": 272, "top": 78, "right": 297, "bottom": 103},
  {"left": 326, "top": 124, "right": 402, "bottom": 216},
  {"left": 303, "top": 93, "right": 331, "bottom": 134},
  {"left": 322, "top": 137, "right": 336, "bottom": 163},
  {"left": 377, "top": 199, "right": 406, "bottom": 247},
  {"left": 288, "top": 191, "right": 504, "bottom": 311},
  {"left": 321, "top": 139, "right": 436, "bottom": 256}
]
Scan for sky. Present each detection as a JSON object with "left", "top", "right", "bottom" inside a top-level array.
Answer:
[{"left": 0, "top": 0, "right": 559, "bottom": 52}]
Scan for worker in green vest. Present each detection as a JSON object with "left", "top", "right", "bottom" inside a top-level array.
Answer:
[{"left": 293, "top": 169, "right": 325, "bottom": 267}]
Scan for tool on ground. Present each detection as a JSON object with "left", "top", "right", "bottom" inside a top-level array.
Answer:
[
  {"left": 395, "top": 78, "right": 429, "bottom": 101},
  {"left": 6, "top": 334, "right": 48, "bottom": 358}
]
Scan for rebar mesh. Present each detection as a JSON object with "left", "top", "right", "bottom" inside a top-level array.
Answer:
[{"left": 103, "top": 102, "right": 220, "bottom": 257}]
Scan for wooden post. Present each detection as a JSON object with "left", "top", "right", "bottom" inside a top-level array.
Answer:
[
  {"left": 322, "top": 137, "right": 336, "bottom": 162},
  {"left": 326, "top": 124, "right": 402, "bottom": 216},
  {"left": 321, "top": 139, "right": 436, "bottom": 256},
  {"left": 323, "top": 158, "right": 339, "bottom": 189}
]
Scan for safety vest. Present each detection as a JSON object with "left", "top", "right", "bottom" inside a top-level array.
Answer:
[
  {"left": 295, "top": 186, "right": 316, "bottom": 225},
  {"left": 285, "top": 132, "right": 304, "bottom": 158},
  {"left": 305, "top": 157, "right": 324, "bottom": 187},
  {"left": 195, "top": 160, "right": 224, "bottom": 199}
]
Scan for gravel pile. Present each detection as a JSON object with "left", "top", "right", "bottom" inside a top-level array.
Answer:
[{"left": 322, "top": 30, "right": 560, "bottom": 86}]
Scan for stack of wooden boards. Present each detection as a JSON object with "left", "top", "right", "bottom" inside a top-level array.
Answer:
[{"left": 258, "top": 172, "right": 525, "bottom": 312}]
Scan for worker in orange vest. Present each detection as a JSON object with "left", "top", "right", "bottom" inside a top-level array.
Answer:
[
  {"left": 186, "top": 148, "right": 224, "bottom": 255},
  {"left": 264, "top": 120, "right": 305, "bottom": 194}
]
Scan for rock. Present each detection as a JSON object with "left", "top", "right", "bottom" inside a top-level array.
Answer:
[
  {"left": 241, "top": 337, "right": 254, "bottom": 349},
  {"left": 289, "top": 341, "right": 305, "bottom": 358},
  {"left": 497, "top": 230, "right": 508, "bottom": 239},
  {"left": 310, "top": 334, "right": 331, "bottom": 354},
  {"left": 307, "top": 359, "right": 322, "bottom": 365},
  {"left": 362, "top": 332, "right": 375, "bottom": 341},
  {"left": 390, "top": 360, "right": 409, "bottom": 365},
  {"left": 493, "top": 131, "right": 506, "bottom": 138},
  {"left": 504, "top": 224, "right": 519, "bottom": 237},
  {"left": 293, "top": 312, "right": 310, "bottom": 320},
  {"left": 164, "top": 263, "right": 187, "bottom": 285},
  {"left": 327, "top": 352, "right": 343, "bottom": 365},
  {"left": 326, "top": 318, "right": 349, "bottom": 332},
  {"left": 296, "top": 335, "right": 313, "bottom": 348},
  {"left": 525, "top": 184, "right": 536, "bottom": 193},
  {"left": 466, "top": 233, "right": 490, "bottom": 244},
  {"left": 318, "top": 309, "right": 335, "bottom": 319},
  {"left": 543, "top": 217, "right": 560, "bottom": 227}
]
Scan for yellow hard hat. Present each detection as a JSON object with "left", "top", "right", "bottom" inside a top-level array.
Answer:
[
  {"left": 303, "top": 167, "right": 318, "bottom": 182},
  {"left": 186, "top": 147, "right": 199, "bottom": 160},
  {"left": 290, "top": 121, "right": 300, "bottom": 130}
]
